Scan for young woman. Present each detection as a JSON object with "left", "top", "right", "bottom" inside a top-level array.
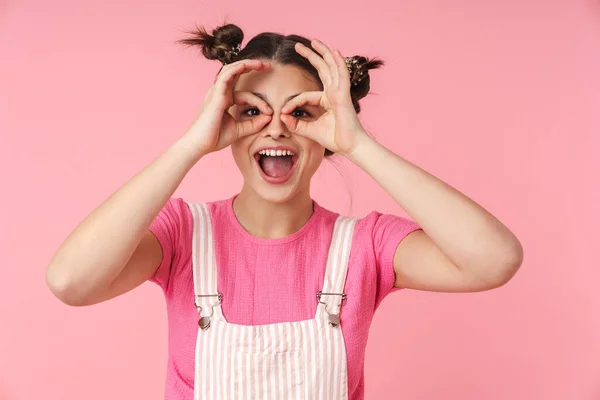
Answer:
[{"left": 46, "top": 23, "right": 523, "bottom": 400}]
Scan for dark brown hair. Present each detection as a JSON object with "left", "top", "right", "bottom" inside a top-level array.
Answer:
[{"left": 178, "top": 23, "right": 383, "bottom": 157}]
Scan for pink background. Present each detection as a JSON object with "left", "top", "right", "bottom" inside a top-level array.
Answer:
[{"left": 1, "top": 0, "right": 599, "bottom": 399}]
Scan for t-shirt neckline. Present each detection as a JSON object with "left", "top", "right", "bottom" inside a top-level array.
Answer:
[{"left": 225, "top": 194, "right": 323, "bottom": 245}]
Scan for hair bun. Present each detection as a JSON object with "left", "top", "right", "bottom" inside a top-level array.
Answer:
[
  {"left": 348, "top": 56, "right": 384, "bottom": 113},
  {"left": 178, "top": 23, "right": 244, "bottom": 64}
]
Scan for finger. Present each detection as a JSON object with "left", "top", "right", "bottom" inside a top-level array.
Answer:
[
  {"left": 280, "top": 114, "right": 304, "bottom": 134},
  {"left": 311, "top": 39, "right": 339, "bottom": 86},
  {"left": 221, "top": 60, "right": 270, "bottom": 87},
  {"left": 232, "top": 91, "right": 273, "bottom": 115},
  {"left": 213, "top": 61, "right": 269, "bottom": 104},
  {"left": 216, "top": 60, "right": 271, "bottom": 91},
  {"left": 294, "top": 43, "right": 331, "bottom": 86},
  {"left": 236, "top": 114, "right": 272, "bottom": 138},
  {"left": 220, "top": 59, "right": 268, "bottom": 76},
  {"left": 280, "top": 91, "right": 322, "bottom": 114},
  {"left": 216, "top": 60, "right": 254, "bottom": 83},
  {"left": 332, "top": 49, "right": 351, "bottom": 89},
  {"left": 280, "top": 114, "right": 315, "bottom": 140}
]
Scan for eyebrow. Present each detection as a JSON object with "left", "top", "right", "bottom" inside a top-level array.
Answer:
[{"left": 252, "top": 92, "right": 302, "bottom": 104}]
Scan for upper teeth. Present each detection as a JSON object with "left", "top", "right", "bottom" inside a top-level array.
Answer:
[{"left": 258, "top": 149, "right": 295, "bottom": 156}]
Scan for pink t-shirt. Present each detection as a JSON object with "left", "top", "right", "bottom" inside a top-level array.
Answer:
[{"left": 149, "top": 195, "right": 421, "bottom": 399}]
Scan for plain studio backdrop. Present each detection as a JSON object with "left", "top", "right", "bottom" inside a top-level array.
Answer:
[{"left": 1, "top": 0, "right": 599, "bottom": 399}]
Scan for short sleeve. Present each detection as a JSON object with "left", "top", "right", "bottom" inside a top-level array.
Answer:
[
  {"left": 372, "top": 212, "right": 421, "bottom": 308},
  {"left": 148, "top": 197, "right": 190, "bottom": 292}
]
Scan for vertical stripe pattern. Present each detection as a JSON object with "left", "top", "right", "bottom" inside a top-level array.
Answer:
[{"left": 189, "top": 202, "right": 356, "bottom": 399}]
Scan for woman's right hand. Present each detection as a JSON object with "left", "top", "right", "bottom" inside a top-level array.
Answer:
[
  {"left": 185, "top": 59, "right": 274, "bottom": 156},
  {"left": 46, "top": 61, "right": 276, "bottom": 307}
]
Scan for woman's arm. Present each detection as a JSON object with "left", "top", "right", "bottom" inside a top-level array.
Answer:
[
  {"left": 348, "top": 136, "right": 523, "bottom": 292},
  {"left": 46, "top": 135, "right": 203, "bottom": 306},
  {"left": 281, "top": 39, "right": 522, "bottom": 292},
  {"left": 46, "top": 60, "right": 273, "bottom": 306}
]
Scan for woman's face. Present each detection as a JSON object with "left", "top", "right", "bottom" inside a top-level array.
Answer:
[{"left": 229, "top": 62, "right": 326, "bottom": 204}]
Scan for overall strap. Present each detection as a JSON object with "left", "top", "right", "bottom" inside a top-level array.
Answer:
[
  {"left": 188, "top": 202, "right": 221, "bottom": 325},
  {"left": 319, "top": 215, "right": 358, "bottom": 317}
]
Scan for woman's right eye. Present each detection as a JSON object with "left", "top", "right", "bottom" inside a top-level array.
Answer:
[{"left": 242, "top": 107, "right": 260, "bottom": 117}]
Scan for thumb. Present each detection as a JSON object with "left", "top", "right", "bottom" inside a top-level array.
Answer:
[
  {"left": 236, "top": 114, "right": 272, "bottom": 138},
  {"left": 280, "top": 115, "right": 315, "bottom": 140}
]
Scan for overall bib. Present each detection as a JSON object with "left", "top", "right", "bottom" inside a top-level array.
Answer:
[{"left": 189, "top": 202, "right": 357, "bottom": 400}]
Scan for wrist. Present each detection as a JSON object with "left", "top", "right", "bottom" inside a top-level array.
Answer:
[
  {"left": 345, "top": 131, "right": 379, "bottom": 165},
  {"left": 170, "top": 134, "right": 206, "bottom": 167}
]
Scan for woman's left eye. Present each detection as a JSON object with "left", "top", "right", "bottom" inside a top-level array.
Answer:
[{"left": 291, "top": 109, "right": 311, "bottom": 118}]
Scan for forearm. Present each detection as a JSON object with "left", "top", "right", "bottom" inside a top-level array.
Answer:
[
  {"left": 347, "top": 135, "right": 523, "bottom": 275},
  {"left": 46, "top": 133, "right": 203, "bottom": 295}
]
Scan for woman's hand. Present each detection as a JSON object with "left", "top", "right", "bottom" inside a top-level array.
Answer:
[
  {"left": 185, "top": 59, "right": 274, "bottom": 156},
  {"left": 280, "top": 39, "right": 369, "bottom": 156}
]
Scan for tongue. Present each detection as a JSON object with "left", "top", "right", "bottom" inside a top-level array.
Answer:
[{"left": 260, "top": 156, "right": 293, "bottom": 178}]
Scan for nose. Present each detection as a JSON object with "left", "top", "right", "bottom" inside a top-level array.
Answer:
[{"left": 262, "top": 111, "right": 290, "bottom": 140}]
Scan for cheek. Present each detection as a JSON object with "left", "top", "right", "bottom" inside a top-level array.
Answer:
[
  {"left": 302, "top": 142, "right": 325, "bottom": 175},
  {"left": 230, "top": 140, "right": 253, "bottom": 171}
]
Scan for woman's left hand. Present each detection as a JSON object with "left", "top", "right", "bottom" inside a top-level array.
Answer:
[{"left": 280, "top": 39, "right": 369, "bottom": 156}]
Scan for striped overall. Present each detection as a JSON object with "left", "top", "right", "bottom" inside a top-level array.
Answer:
[{"left": 189, "top": 202, "right": 357, "bottom": 399}]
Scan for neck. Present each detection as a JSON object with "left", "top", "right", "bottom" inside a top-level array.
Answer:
[{"left": 233, "top": 185, "right": 314, "bottom": 239}]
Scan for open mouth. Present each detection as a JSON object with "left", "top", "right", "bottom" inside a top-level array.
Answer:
[{"left": 254, "top": 148, "right": 298, "bottom": 184}]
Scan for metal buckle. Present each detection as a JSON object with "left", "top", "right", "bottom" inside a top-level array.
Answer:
[
  {"left": 316, "top": 291, "right": 347, "bottom": 327},
  {"left": 194, "top": 292, "right": 223, "bottom": 308},
  {"left": 316, "top": 291, "right": 347, "bottom": 306},
  {"left": 194, "top": 292, "right": 223, "bottom": 330}
]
